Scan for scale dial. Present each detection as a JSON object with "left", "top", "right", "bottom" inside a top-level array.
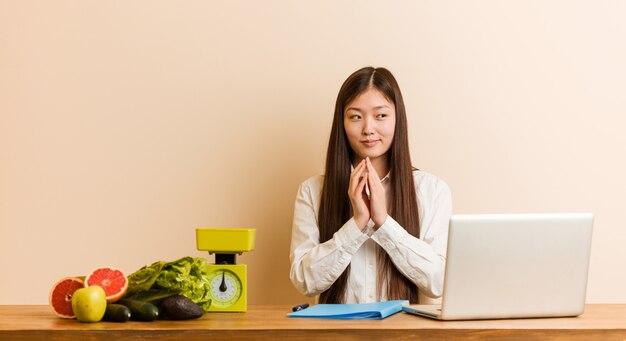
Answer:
[{"left": 208, "top": 269, "right": 243, "bottom": 308}]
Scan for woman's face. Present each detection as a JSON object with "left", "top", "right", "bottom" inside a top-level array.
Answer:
[{"left": 343, "top": 87, "right": 396, "bottom": 165}]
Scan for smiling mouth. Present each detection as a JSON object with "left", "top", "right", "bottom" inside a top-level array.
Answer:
[{"left": 361, "top": 140, "right": 380, "bottom": 147}]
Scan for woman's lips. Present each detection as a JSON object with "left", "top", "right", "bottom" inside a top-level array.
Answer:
[{"left": 361, "top": 139, "right": 379, "bottom": 147}]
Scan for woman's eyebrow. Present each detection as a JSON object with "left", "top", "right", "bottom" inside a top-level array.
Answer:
[
  {"left": 345, "top": 107, "right": 363, "bottom": 112},
  {"left": 345, "top": 105, "right": 391, "bottom": 112}
]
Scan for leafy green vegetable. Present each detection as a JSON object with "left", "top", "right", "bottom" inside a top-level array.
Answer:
[{"left": 124, "top": 257, "right": 212, "bottom": 311}]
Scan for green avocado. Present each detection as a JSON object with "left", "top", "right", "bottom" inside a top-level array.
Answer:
[{"left": 160, "top": 295, "right": 204, "bottom": 320}]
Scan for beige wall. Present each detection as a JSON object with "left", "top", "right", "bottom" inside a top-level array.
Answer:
[{"left": 1, "top": 1, "right": 625, "bottom": 305}]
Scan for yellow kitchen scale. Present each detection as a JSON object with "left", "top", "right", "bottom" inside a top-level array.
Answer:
[{"left": 196, "top": 227, "right": 256, "bottom": 312}]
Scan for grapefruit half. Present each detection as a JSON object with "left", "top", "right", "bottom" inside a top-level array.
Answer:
[
  {"left": 49, "top": 277, "right": 85, "bottom": 318},
  {"left": 85, "top": 267, "right": 129, "bottom": 303}
]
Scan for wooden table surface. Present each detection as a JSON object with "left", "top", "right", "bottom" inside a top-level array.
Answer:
[{"left": 2, "top": 304, "right": 626, "bottom": 340}]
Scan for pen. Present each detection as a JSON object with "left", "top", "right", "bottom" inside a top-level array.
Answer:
[{"left": 292, "top": 303, "right": 309, "bottom": 312}]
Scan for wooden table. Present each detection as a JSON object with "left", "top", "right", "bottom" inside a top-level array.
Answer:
[{"left": 1, "top": 304, "right": 626, "bottom": 340}]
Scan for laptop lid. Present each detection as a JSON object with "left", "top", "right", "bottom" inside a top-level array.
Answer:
[{"left": 439, "top": 213, "right": 593, "bottom": 320}]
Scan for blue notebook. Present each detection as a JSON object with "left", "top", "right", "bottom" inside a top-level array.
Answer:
[{"left": 287, "top": 300, "right": 408, "bottom": 320}]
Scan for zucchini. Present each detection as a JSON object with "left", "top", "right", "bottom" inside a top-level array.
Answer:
[
  {"left": 117, "top": 299, "right": 159, "bottom": 321},
  {"left": 103, "top": 304, "right": 131, "bottom": 322}
]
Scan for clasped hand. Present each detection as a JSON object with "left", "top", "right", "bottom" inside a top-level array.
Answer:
[{"left": 348, "top": 157, "right": 387, "bottom": 230}]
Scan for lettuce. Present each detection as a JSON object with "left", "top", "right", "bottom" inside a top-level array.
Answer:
[{"left": 124, "top": 257, "right": 212, "bottom": 311}]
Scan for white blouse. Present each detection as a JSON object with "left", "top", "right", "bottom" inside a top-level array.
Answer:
[{"left": 289, "top": 170, "right": 452, "bottom": 304}]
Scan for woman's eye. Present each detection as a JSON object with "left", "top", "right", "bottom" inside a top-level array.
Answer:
[
  {"left": 350, "top": 115, "right": 362, "bottom": 120},
  {"left": 377, "top": 113, "right": 387, "bottom": 119}
]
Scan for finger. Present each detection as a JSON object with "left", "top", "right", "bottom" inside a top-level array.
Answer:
[
  {"left": 349, "top": 160, "right": 367, "bottom": 191},
  {"left": 356, "top": 171, "right": 368, "bottom": 196},
  {"left": 365, "top": 163, "right": 382, "bottom": 192},
  {"left": 365, "top": 157, "right": 382, "bottom": 182},
  {"left": 358, "top": 178, "right": 370, "bottom": 213},
  {"left": 351, "top": 172, "right": 371, "bottom": 225},
  {"left": 366, "top": 163, "right": 385, "bottom": 198},
  {"left": 349, "top": 166, "right": 368, "bottom": 202},
  {"left": 354, "top": 159, "right": 366, "bottom": 174},
  {"left": 351, "top": 159, "right": 366, "bottom": 178},
  {"left": 366, "top": 171, "right": 380, "bottom": 201}
]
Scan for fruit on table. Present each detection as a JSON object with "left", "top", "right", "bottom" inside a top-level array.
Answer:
[
  {"left": 85, "top": 267, "right": 128, "bottom": 303},
  {"left": 160, "top": 294, "right": 204, "bottom": 320},
  {"left": 49, "top": 277, "right": 85, "bottom": 318},
  {"left": 71, "top": 286, "right": 107, "bottom": 322},
  {"left": 117, "top": 298, "right": 159, "bottom": 321}
]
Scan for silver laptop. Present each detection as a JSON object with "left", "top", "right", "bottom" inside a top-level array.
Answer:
[{"left": 403, "top": 213, "right": 594, "bottom": 320}]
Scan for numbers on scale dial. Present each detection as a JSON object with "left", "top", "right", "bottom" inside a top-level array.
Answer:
[{"left": 209, "top": 269, "right": 242, "bottom": 307}]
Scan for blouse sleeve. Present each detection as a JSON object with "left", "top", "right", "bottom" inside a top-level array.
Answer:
[
  {"left": 370, "top": 176, "right": 452, "bottom": 298},
  {"left": 289, "top": 180, "right": 368, "bottom": 296}
]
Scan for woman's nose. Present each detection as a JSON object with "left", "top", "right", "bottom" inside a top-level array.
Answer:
[{"left": 362, "top": 118, "right": 374, "bottom": 135}]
